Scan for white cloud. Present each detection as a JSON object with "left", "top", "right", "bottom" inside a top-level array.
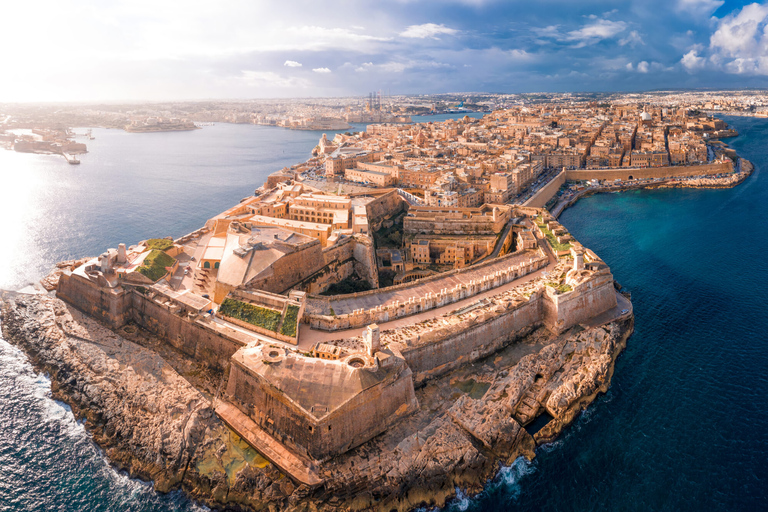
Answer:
[
  {"left": 399, "top": 23, "right": 459, "bottom": 39},
  {"left": 283, "top": 60, "right": 302, "bottom": 67},
  {"left": 637, "top": 61, "right": 650, "bottom": 73},
  {"left": 696, "top": 3, "right": 768, "bottom": 75},
  {"left": 626, "top": 62, "right": 634, "bottom": 71},
  {"left": 710, "top": 3, "right": 768, "bottom": 57},
  {"left": 619, "top": 30, "right": 644, "bottom": 47},
  {"left": 564, "top": 19, "right": 628, "bottom": 47},
  {"left": 312, "top": 67, "right": 331, "bottom": 73},
  {"left": 681, "top": 47, "right": 706, "bottom": 72},
  {"left": 675, "top": 0, "right": 725, "bottom": 16}
]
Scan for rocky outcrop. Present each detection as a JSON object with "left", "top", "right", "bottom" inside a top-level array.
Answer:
[{"left": 0, "top": 293, "right": 632, "bottom": 511}]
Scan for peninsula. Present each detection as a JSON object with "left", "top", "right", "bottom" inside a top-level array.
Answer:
[{"left": 0, "top": 97, "right": 752, "bottom": 511}]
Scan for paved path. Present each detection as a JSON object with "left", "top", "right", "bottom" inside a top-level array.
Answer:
[{"left": 215, "top": 401, "right": 323, "bottom": 487}]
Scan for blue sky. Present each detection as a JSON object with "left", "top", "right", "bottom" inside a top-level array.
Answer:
[{"left": 3, "top": 0, "right": 768, "bottom": 101}]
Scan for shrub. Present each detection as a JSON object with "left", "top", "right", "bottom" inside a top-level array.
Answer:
[
  {"left": 280, "top": 305, "right": 300, "bottom": 337},
  {"left": 137, "top": 250, "right": 176, "bottom": 282},
  {"left": 146, "top": 238, "right": 174, "bottom": 251},
  {"left": 218, "top": 298, "right": 281, "bottom": 332}
]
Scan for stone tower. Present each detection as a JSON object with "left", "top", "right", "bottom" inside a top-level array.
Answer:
[
  {"left": 363, "top": 324, "right": 380, "bottom": 356},
  {"left": 571, "top": 246, "right": 584, "bottom": 271}
]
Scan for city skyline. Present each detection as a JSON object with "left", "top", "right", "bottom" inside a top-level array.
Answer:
[{"left": 4, "top": 1, "right": 768, "bottom": 102}]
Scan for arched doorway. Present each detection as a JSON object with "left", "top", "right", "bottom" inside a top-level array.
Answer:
[{"left": 204, "top": 261, "right": 210, "bottom": 269}]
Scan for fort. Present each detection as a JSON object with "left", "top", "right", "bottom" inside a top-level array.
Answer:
[
  {"left": 9, "top": 102, "right": 757, "bottom": 512},
  {"left": 52, "top": 176, "right": 628, "bottom": 492}
]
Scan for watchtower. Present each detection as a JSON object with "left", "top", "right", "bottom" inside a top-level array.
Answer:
[{"left": 363, "top": 324, "right": 380, "bottom": 356}]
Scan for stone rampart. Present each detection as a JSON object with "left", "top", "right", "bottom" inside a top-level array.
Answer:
[
  {"left": 564, "top": 160, "right": 732, "bottom": 182},
  {"left": 541, "top": 271, "right": 617, "bottom": 334},
  {"left": 289, "top": 235, "right": 378, "bottom": 294},
  {"left": 400, "top": 295, "right": 542, "bottom": 385},
  {"left": 225, "top": 358, "right": 417, "bottom": 460},
  {"left": 306, "top": 253, "right": 549, "bottom": 331},
  {"left": 130, "top": 292, "right": 247, "bottom": 371},
  {"left": 523, "top": 170, "right": 566, "bottom": 208},
  {"left": 245, "top": 242, "right": 325, "bottom": 294},
  {"left": 358, "top": 189, "right": 404, "bottom": 224},
  {"left": 57, "top": 272, "right": 132, "bottom": 330}
]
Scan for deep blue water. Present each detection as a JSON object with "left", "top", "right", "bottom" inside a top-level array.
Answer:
[{"left": 1, "top": 114, "right": 766, "bottom": 511}]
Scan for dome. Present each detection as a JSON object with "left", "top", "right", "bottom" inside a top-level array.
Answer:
[{"left": 640, "top": 111, "right": 652, "bottom": 121}]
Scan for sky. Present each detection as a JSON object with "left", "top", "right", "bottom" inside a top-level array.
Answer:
[{"left": 3, "top": 0, "right": 768, "bottom": 101}]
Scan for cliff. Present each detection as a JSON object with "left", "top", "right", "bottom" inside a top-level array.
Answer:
[{"left": 0, "top": 292, "right": 632, "bottom": 511}]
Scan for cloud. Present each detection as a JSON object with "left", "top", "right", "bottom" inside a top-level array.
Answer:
[
  {"left": 686, "top": 2, "right": 768, "bottom": 75},
  {"left": 680, "top": 47, "right": 706, "bottom": 72},
  {"left": 566, "top": 19, "right": 627, "bottom": 46},
  {"left": 675, "top": 0, "right": 725, "bottom": 16},
  {"left": 283, "top": 60, "right": 302, "bottom": 67},
  {"left": 312, "top": 67, "right": 331, "bottom": 73},
  {"left": 619, "top": 30, "right": 644, "bottom": 47},
  {"left": 710, "top": 3, "right": 768, "bottom": 58},
  {"left": 399, "top": 23, "right": 459, "bottom": 39},
  {"left": 637, "top": 61, "right": 650, "bottom": 73}
]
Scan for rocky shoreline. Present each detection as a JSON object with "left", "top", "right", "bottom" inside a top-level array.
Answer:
[{"left": 0, "top": 291, "right": 632, "bottom": 511}]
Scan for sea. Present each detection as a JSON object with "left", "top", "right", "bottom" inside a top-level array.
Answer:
[{"left": 1, "top": 113, "right": 766, "bottom": 511}]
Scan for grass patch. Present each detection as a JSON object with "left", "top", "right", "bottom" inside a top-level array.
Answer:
[
  {"left": 536, "top": 218, "right": 572, "bottom": 253},
  {"left": 545, "top": 281, "right": 573, "bottom": 294},
  {"left": 137, "top": 249, "right": 176, "bottom": 282},
  {"left": 280, "top": 305, "right": 300, "bottom": 337},
  {"left": 219, "top": 298, "right": 281, "bottom": 332},
  {"left": 146, "top": 238, "right": 174, "bottom": 251}
]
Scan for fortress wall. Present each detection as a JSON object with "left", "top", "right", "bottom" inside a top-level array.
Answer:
[
  {"left": 226, "top": 363, "right": 319, "bottom": 460},
  {"left": 404, "top": 214, "right": 508, "bottom": 235},
  {"left": 362, "top": 189, "right": 404, "bottom": 224},
  {"left": 564, "top": 161, "right": 732, "bottom": 182},
  {"left": 306, "top": 253, "right": 548, "bottom": 330},
  {"left": 57, "top": 273, "right": 132, "bottom": 329},
  {"left": 225, "top": 360, "right": 416, "bottom": 460},
  {"left": 541, "top": 272, "right": 617, "bottom": 334},
  {"left": 353, "top": 237, "right": 379, "bottom": 288},
  {"left": 314, "top": 365, "right": 417, "bottom": 459},
  {"left": 523, "top": 170, "right": 566, "bottom": 208},
  {"left": 130, "top": 293, "right": 244, "bottom": 370},
  {"left": 246, "top": 243, "right": 326, "bottom": 294},
  {"left": 401, "top": 296, "right": 542, "bottom": 385}
]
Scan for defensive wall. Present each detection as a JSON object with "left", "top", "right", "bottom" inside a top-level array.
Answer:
[
  {"left": 399, "top": 294, "right": 543, "bottom": 385},
  {"left": 523, "top": 161, "right": 733, "bottom": 209},
  {"left": 58, "top": 272, "right": 248, "bottom": 371},
  {"left": 523, "top": 170, "right": 566, "bottom": 208},
  {"left": 130, "top": 291, "right": 247, "bottom": 371},
  {"left": 57, "top": 272, "right": 132, "bottom": 330},
  {"left": 225, "top": 348, "right": 418, "bottom": 461},
  {"left": 304, "top": 249, "right": 549, "bottom": 331},
  {"left": 565, "top": 160, "right": 732, "bottom": 182},
  {"left": 287, "top": 235, "right": 378, "bottom": 294}
]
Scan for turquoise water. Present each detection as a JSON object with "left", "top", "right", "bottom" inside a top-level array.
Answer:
[{"left": 1, "top": 114, "right": 767, "bottom": 511}]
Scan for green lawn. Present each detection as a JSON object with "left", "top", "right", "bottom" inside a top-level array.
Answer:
[
  {"left": 219, "top": 298, "right": 281, "bottom": 332},
  {"left": 146, "top": 238, "right": 174, "bottom": 251},
  {"left": 137, "top": 249, "right": 176, "bottom": 282},
  {"left": 280, "top": 305, "right": 300, "bottom": 337}
]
